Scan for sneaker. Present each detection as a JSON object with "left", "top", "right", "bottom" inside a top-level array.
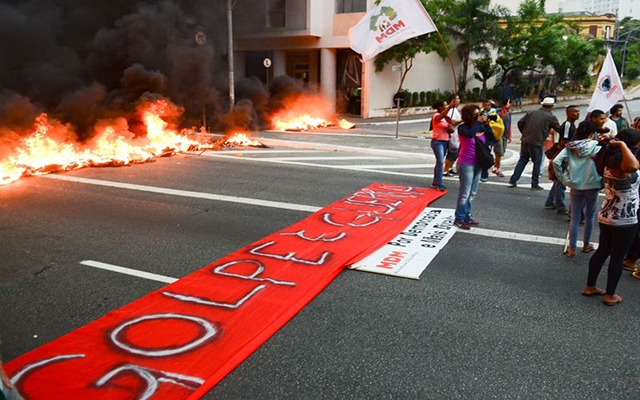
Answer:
[
  {"left": 531, "top": 185, "right": 544, "bottom": 191},
  {"left": 444, "top": 170, "right": 454, "bottom": 177},
  {"left": 632, "top": 271, "right": 640, "bottom": 279},
  {"left": 454, "top": 220, "right": 471, "bottom": 230},
  {"left": 556, "top": 208, "right": 569, "bottom": 215},
  {"left": 466, "top": 219, "right": 480, "bottom": 226},
  {"left": 438, "top": 185, "right": 446, "bottom": 192},
  {"left": 544, "top": 202, "right": 557, "bottom": 209},
  {"left": 449, "top": 170, "right": 458, "bottom": 176},
  {"left": 508, "top": 181, "right": 517, "bottom": 187},
  {"left": 480, "top": 177, "right": 488, "bottom": 182},
  {"left": 431, "top": 182, "right": 439, "bottom": 188}
]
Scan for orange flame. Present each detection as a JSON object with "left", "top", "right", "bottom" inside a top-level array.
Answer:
[
  {"left": 273, "top": 115, "right": 331, "bottom": 131},
  {"left": 339, "top": 119, "right": 356, "bottom": 129},
  {"left": 224, "top": 132, "right": 263, "bottom": 147},
  {"left": 0, "top": 99, "right": 213, "bottom": 185},
  {"left": 270, "top": 93, "right": 336, "bottom": 131}
]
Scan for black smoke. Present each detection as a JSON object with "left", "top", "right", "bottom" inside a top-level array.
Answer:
[{"left": 0, "top": 0, "right": 228, "bottom": 139}]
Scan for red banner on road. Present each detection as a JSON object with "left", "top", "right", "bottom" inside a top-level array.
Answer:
[{"left": 6, "top": 183, "right": 444, "bottom": 399}]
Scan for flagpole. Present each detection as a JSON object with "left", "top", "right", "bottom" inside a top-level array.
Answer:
[{"left": 435, "top": 30, "right": 457, "bottom": 95}]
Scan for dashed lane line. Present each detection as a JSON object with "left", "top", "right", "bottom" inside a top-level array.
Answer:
[
  {"left": 80, "top": 260, "right": 177, "bottom": 283},
  {"left": 42, "top": 175, "right": 321, "bottom": 213}
]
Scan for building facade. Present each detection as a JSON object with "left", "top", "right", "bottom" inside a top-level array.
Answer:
[
  {"left": 232, "top": 0, "right": 463, "bottom": 118},
  {"left": 559, "top": 0, "right": 640, "bottom": 19}
]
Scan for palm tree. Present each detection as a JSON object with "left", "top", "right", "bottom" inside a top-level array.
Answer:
[{"left": 447, "top": 0, "right": 508, "bottom": 91}]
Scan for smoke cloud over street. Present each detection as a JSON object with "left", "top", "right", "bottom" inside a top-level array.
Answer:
[{"left": 0, "top": 0, "right": 228, "bottom": 139}]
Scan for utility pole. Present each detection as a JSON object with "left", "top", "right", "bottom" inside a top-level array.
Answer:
[{"left": 227, "top": 0, "right": 235, "bottom": 111}]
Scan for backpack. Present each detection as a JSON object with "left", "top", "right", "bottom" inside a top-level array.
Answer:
[
  {"left": 489, "top": 117, "right": 505, "bottom": 141},
  {"left": 475, "top": 136, "right": 495, "bottom": 170}
]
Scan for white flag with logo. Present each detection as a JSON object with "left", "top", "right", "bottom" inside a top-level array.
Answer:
[
  {"left": 348, "top": 0, "right": 437, "bottom": 62},
  {"left": 587, "top": 50, "right": 625, "bottom": 113}
]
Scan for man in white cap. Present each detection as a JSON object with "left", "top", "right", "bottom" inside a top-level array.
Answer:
[{"left": 508, "top": 97, "right": 562, "bottom": 190}]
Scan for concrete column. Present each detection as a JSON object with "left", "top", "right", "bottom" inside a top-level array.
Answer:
[
  {"left": 273, "top": 50, "right": 287, "bottom": 78},
  {"left": 320, "top": 48, "right": 337, "bottom": 114}
]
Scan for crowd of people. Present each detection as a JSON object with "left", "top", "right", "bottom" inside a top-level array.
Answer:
[{"left": 429, "top": 94, "right": 640, "bottom": 307}]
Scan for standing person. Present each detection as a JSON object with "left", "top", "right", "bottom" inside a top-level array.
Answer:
[
  {"left": 444, "top": 94, "right": 462, "bottom": 177},
  {"left": 553, "top": 121, "right": 602, "bottom": 257},
  {"left": 430, "top": 100, "right": 455, "bottom": 191},
  {"left": 582, "top": 129, "right": 640, "bottom": 305},
  {"left": 453, "top": 104, "right": 494, "bottom": 230},
  {"left": 479, "top": 100, "right": 496, "bottom": 182},
  {"left": 589, "top": 108, "right": 618, "bottom": 138},
  {"left": 514, "top": 85, "right": 524, "bottom": 111},
  {"left": 544, "top": 105, "right": 580, "bottom": 212},
  {"left": 508, "top": 97, "right": 562, "bottom": 190},
  {"left": 492, "top": 99, "right": 512, "bottom": 177},
  {"left": 609, "top": 104, "right": 629, "bottom": 132}
]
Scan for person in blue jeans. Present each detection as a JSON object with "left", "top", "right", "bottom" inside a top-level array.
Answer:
[
  {"left": 545, "top": 105, "right": 580, "bottom": 213},
  {"left": 430, "top": 100, "right": 456, "bottom": 191},
  {"left": 553, "top": 121, "right": 603, "bottom": 257},
  {"left": 509, "top": 97, "right": 562, "bottom": 190},
  {"left": 453, "top": 104, "right": 494, "bottom": 230}
]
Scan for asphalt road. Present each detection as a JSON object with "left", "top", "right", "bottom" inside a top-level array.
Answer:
[{"left": 1, "top": 120, "right": 640, "bottom": 399}]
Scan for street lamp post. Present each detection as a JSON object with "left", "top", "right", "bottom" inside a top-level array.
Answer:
[
  {"left": 616, "top": 27, "right": 640, "bottom": 78},
  {"left": 227, "top": 0, "right": 235, "bottom": 112}
]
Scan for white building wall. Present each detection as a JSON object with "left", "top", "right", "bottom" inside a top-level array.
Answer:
[
  {"left": 491, "top": 0, "right": 559, "bottom": 14},
  {"left": 366, "top": 52, "right": 459, "bottom": 116},
  {"left": 559, "top": 0, "right": 640, "bottom": 18}
]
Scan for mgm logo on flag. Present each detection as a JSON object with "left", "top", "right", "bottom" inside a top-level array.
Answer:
[
  {"left": 369, "top": 7, "right": 404, "bottom": 44},
  {"left": 348, "top": 0, "right": 437, "bottom": 62}
]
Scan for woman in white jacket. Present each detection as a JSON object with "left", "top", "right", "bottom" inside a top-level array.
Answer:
[{"left": 553, "top": 121, "right": 603, "bottom": 257}]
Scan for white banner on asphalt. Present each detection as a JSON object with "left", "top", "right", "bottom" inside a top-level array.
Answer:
[{"left": 349, "top": 207, "right": 456, "bottom": 279}]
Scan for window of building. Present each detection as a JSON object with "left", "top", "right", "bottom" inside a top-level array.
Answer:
[
  {"left": 335, "top": 0, "right": 367, "bottom": 13},
  {"left": 267, "top": 0, "right": 285, "bottom": 28}
]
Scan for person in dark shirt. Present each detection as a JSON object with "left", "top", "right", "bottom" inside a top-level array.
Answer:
[{"left": 508, "top": 97, "right": 562, "bottom": 190}]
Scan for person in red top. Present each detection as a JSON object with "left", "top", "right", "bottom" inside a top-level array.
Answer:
[{"left": 430, "top": 100, "right": 456, "bottom": 191}]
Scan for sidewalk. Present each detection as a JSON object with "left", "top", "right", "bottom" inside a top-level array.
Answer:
[
  {"left": 255, "top": 94, "right": 589, "bottom": 158},
  {"left": 254, "top": 90, "right": 639, "bottom": 159}
]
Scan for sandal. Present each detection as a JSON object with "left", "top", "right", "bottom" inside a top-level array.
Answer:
[
  {"left": 565, "top": 248, "right": 575, "bottom": 257},
  {"left": 581, "top": 244, "right": 594, "bottom": 253},
  {"left": 603, "top": 294, "right": 623, "bottom": 307}
]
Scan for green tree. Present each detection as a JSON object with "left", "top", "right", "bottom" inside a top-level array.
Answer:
[
  {"left": 496, "top": 0, "right": 601, "bottom": 91},
  {"left": 447, "top": 0, "right": 508, "bottom": 92},
  {"left": 472, "top": 57, "right": 498, "bottom": 98}
]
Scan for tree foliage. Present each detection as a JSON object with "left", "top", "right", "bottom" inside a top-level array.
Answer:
[
  {"left": 373, "top": 0, "right": 455, "bottom": 93},
  {"left": 371, "top": 0, "right": 609, "bottom": 97}
]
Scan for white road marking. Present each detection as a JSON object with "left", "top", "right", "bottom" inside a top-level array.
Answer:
[
  {"left": 42, "top": 175, "right": 321, "bottom": 213},
  {"left": 261, "top": 156, "right": 391, "bottom": 161},
  {"left": 214, "top": 149, "right": 326, "bottom": 154},
  {"left": 80, "top": 260, "right": 177, "bottom": 283},
  {"left": 81, "top": 222, "right": 576, "bottom": 284},
  {"left": 343, "top": 164, "right": 431, "bottom": 169},
  {"left": 202, "top": 152, "right": 430, "bottom": 177},
  {"left": 458, "top": 227, "right": 566, "bottom": 245}
]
